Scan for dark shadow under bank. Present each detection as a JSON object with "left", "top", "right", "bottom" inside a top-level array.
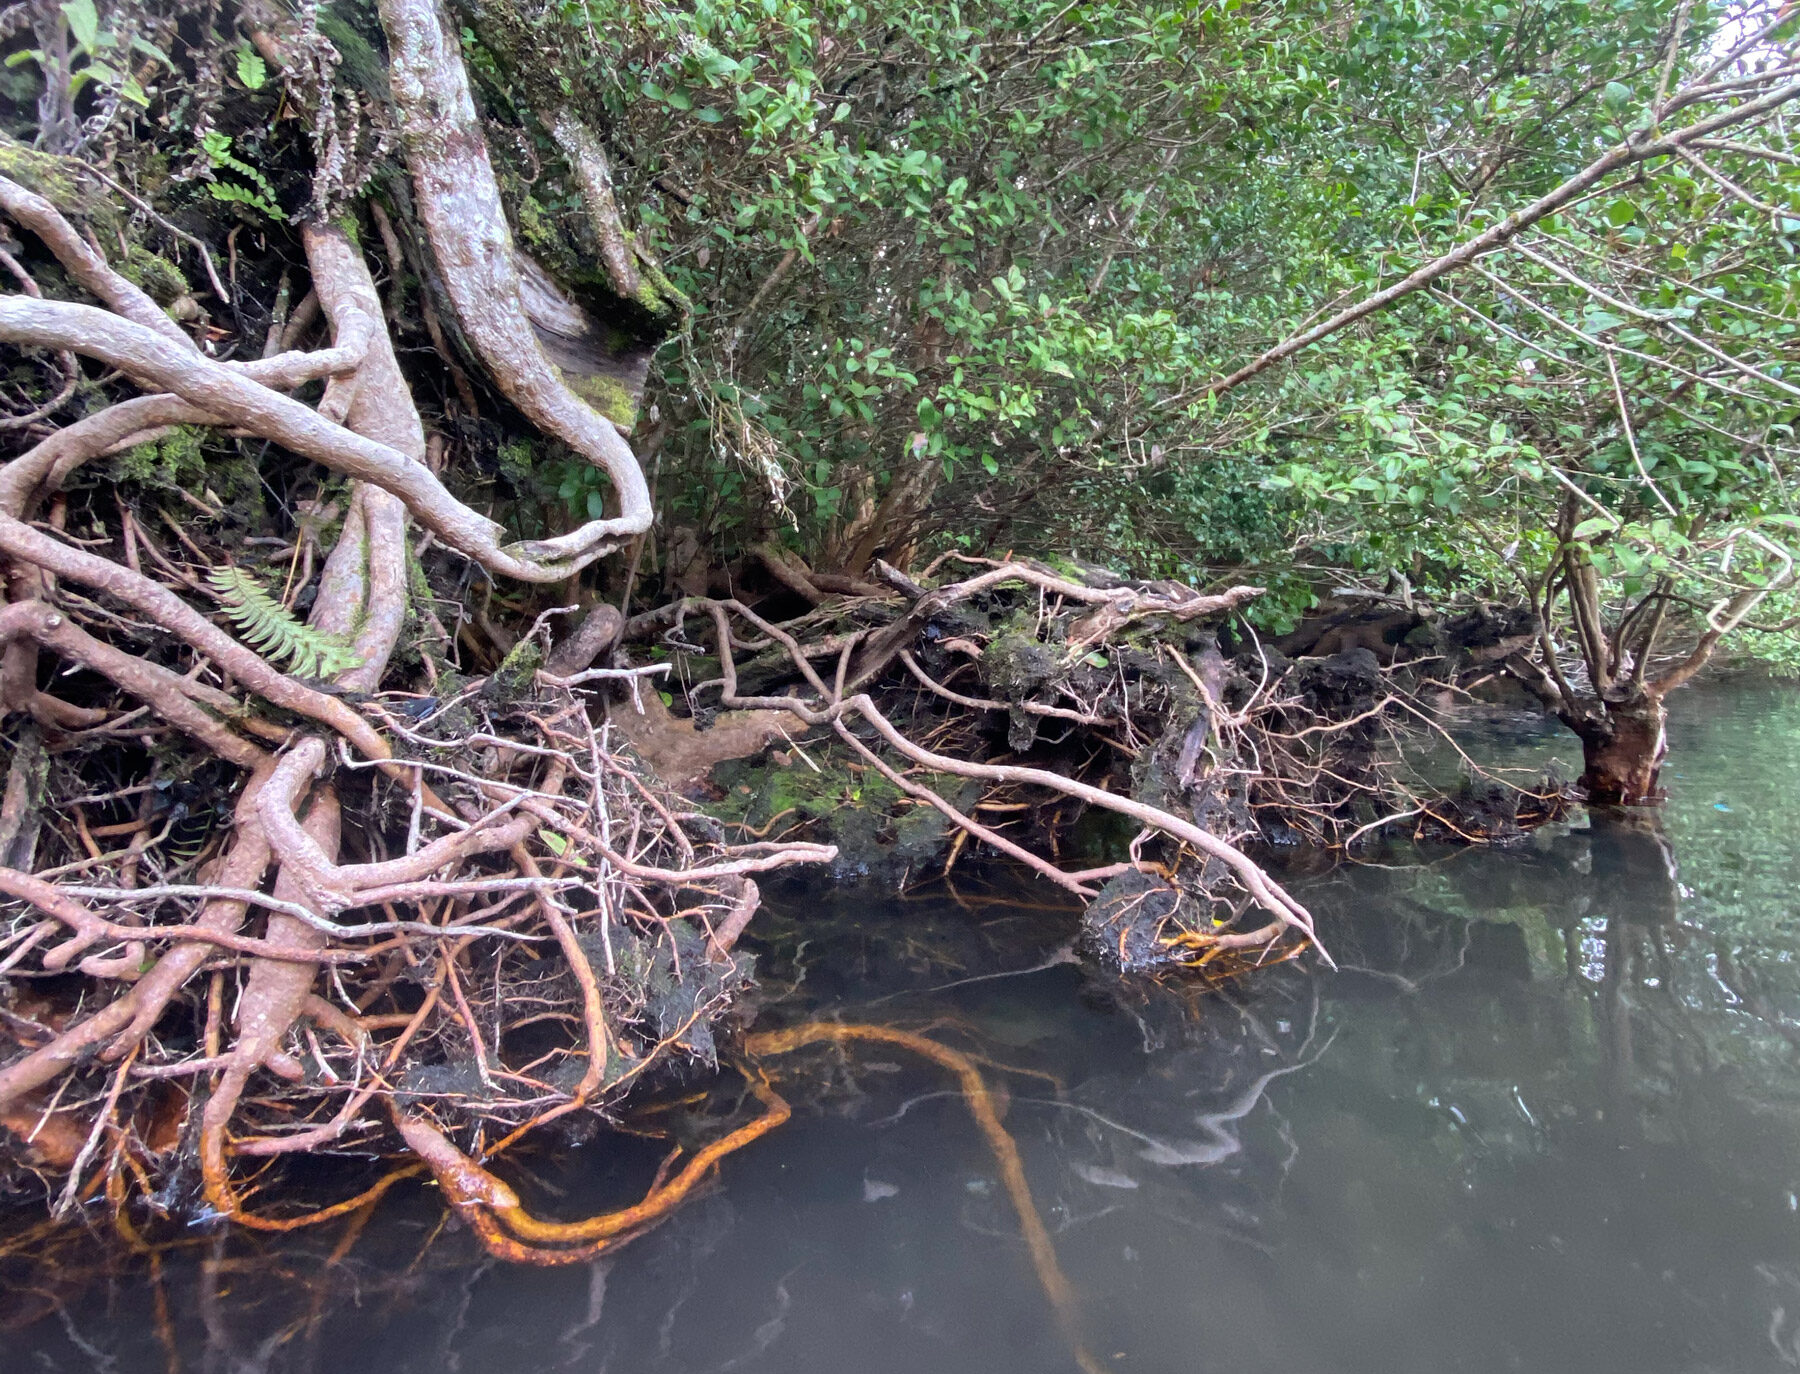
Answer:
[{"left": 5, "top": 679, "right": 1800, "bottom": 1373}]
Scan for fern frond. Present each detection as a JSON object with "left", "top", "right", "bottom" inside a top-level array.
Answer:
[
  {"left": 207, "top": 566, "right": 363, "bottom": 680},
  {"left": 200, "top": 130, "right": 287, "bottom": 221},
  {"left": 206, "top": 181, "right": 286, "bottom": 221}
]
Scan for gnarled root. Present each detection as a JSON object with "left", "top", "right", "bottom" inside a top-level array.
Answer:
[
  {"left": 684, "top": 590, "right": 1329, "bottom": 963},
  {"left": 392, "top": 1065, "right": 791, "bottom": 1265}
]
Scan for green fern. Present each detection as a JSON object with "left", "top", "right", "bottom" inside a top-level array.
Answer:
[
  {"left": 206, "top": 181, "right": 286, "bottom": 220},
  {"left": 200, "top": 130, "right": 287, "bottom": 221},
  {"left": 207, "top": 566, "right": 363, "bottom": 679}
]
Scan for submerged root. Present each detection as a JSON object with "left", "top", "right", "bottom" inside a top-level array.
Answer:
[
  {"left": 747, "top": 1021, "right": 1107, "bottom": 1374},
  {"left": 391, "top": 1066, "right": 791, "bottom": 1265},
  {"left": 389, "top": 1017, "right": 1105, "bottom": 1374}
]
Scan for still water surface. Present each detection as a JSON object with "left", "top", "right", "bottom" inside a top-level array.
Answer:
[{"left": 9, "top": 681, "right": 1800, "bottom": 1373}]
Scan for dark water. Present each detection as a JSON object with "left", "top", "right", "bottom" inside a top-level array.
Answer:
[{"left": 9, "top": 681, "right": 1800, "bottom": 1373}]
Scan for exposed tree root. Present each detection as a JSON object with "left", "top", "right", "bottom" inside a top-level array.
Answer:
[
  {"left": 0, "top": 15, "right": 830, "bottom": 1242},
  {"left": 604, "top": 554, "right": 1575, "bottom": 972},
  {"left": 377, "top": 0, "right": 653, "bottom": 566}
]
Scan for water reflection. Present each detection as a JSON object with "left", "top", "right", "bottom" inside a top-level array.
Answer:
[{"left": 6, "top": 682, "right": 1800, "bottom": 1373}]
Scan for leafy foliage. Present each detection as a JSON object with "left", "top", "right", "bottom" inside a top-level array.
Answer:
[
  {"left": 207, "top": 566, "right": 362, "bottom": 680},
  {"left": 447, "top": 0, "right": 1791, "bottom": 659},
  {"left": 3, "top": 0, "right": 170, "bottom": 109},
  {"left": 15, "top": 0, "right": 1792, "bottom": 662}
]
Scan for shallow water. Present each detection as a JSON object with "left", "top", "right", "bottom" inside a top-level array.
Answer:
[{"left": 8, "top": 680, "right": 1800, "bottom": 1373}]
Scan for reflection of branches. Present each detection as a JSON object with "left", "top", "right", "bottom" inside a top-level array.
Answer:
[
  {"left": 1046, "top": 983, "right": 1331, "bottom": 1169},
  {"left": 1332, "top": 913, "right": 1477, "bottom": 995}
]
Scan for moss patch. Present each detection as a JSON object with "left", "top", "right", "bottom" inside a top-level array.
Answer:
[
  {"left": 108, "top": 428, "right": 262, "bottom": 525},
  {"left": 111, "top": 426, "right": 209, "bottom": 491},
  {"left": 118, "top": 247, "right": 189, "bottom": 305},
  {"left": 0, "top": 138, "right": 117, "bottom": 230},
  {"left": 708, "top": 748, "right": 977, "bottom": 875},
  {"left": 486, "top": 639, "right": 543, "bottom": 702},
  {"left": 628, "top": 248, "right": 691, "bottom": 328},
  {"left": 560, "top": 369, "right": 639, "bottom": 429}
]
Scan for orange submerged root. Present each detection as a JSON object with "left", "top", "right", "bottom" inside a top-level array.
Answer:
[
  {"left": 747, "top": 1022, "right": 1105, "bottom": 1374},
  {"left": 392, "top": 1066, "right": 792, "bottom": 1265},
  {"left": 389, "top": 1019, "right": 1102, "bottom": 1370}
]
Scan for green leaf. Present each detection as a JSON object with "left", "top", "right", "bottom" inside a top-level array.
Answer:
[
  {"left": 1571, "top": 516, "right": 1616, "bottom": 540},
  {"left": 61, "top": 0, "right": 98, "bottom": 50},
  {"left": 538, "top": 829, "right": 569, "bottom": 856},
  {"left": 129, "top": 35, "right": 173, "bottom": 67},
  {"left": 236, "top": 47, "right": 267, "bottom": 90},
  {"left": 1601, "top": 80, "right": 1631, "bottom": 113},
  {"left": 207, "top": 182, "right": 286, "bottom": 221}
]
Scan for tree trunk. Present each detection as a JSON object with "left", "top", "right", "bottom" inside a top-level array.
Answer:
[{"left": 1569, "top": 694, "right": 1668, "bottom": 805}]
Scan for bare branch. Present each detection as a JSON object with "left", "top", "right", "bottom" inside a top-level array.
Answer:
[{"left": 1198, "top": 75, "right": 1800, "bottom": 398}]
